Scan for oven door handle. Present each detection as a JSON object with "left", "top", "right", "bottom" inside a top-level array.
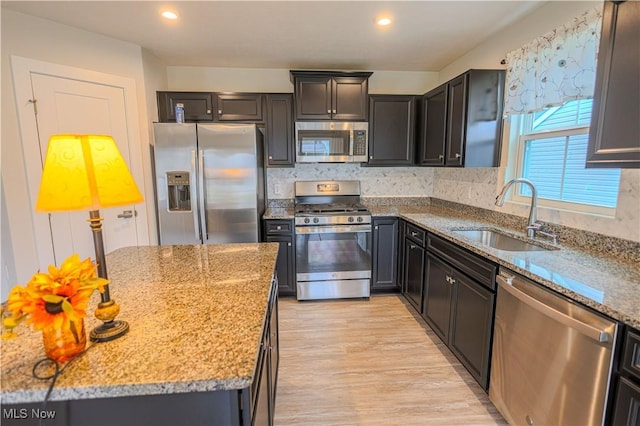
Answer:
[{"left": 295, "top": 225, "right": 372, "bottom": 234}]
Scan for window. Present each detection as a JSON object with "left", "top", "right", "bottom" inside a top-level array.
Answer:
[{"left": 509, "top": 99, "right": 621, "bottom": 215}]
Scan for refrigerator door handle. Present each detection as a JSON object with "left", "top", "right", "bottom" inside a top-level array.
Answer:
[
  {"left": 191, "top": 150, "right": 201, "bottom": 241},
  {"left": 198, "top": 149, "right": 208, "bottom": 241}
]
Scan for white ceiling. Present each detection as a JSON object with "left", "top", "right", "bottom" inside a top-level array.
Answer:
[{"left": 2, "top": 1, "right": 546, "bottom": 72}]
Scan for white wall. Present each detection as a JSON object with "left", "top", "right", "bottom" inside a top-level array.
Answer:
[
  {"left": 0, "top": 10, "right": 156, "bottom": 297},
  {"left": 438, "top": 1, "right": 601, "bottom": 83},
  {"left": 433, "top": 1, "right": 640, "bottom": 243},
  {"left": 141, "top": 48, "right": 169, "bottom": 245},
  {"left": 167, "top": 66, "right": 438, "bottom": 95}
]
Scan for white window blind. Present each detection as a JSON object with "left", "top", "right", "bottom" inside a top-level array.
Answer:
[{"left": 514, "top": 99, "right": 621, "bottom": 210}]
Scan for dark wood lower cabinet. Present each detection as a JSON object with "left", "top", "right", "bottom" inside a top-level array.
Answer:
[
  {"left": 403, "top": 238, "right": 425, "bottom": 313},
  {"left": 421, "top": 234, "right": 496, "bottom": 390},
  {"left": 264, "top": 220, "right": 296, "bottom": 297},
  {"left": 371, "top": 217, "right": 399, "bottom": 292},
  {"left": 423, "top": 253, "right": 453, "bottom": 341},
  {"left": 449, "top": 272, "right": 494, "bottom": 390},
  {"left": 612, "top": 377, "right": 640, "bottom": 426}
]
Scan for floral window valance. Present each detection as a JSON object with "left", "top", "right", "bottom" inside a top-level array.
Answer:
[{"left": 504, "top": 7, "right": 602, "bottom": 115}]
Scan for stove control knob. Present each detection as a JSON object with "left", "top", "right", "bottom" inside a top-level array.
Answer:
[
  {"left": 313, "top": 217, "right": 320, "bottom": 224},
  {"left": 348, "top": 217, "right": 355, "bottom": 223},
  {"left": 357, "top": 216, "right": 363, "bottom": 223},
  {"left": 304, "top": 218, "right": 310, "bottom": 224}
]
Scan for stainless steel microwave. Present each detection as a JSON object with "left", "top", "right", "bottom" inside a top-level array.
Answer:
[{"left": 295, "top": 121, "right": 368, "bottom": 163}]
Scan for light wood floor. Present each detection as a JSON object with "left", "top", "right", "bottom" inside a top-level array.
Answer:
[{"left": 273, "top": 295, "right": 506, "bottom": 426}]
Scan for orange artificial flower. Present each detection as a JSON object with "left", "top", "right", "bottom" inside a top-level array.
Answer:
[{"left": 2, "top": 254, "right": 108, "bottom": 338}]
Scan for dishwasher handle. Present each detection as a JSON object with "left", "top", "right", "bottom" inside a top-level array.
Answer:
[{"left": 497, "top": 274, "right": 612, "bottom": 343}]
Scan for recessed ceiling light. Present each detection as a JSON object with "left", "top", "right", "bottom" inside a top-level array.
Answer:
[
  {"left": 376, "top": 17, "right": 392, "bottom": 27},
  {"left": 162, "top": 10, "right": 178, "bottom": 20}
]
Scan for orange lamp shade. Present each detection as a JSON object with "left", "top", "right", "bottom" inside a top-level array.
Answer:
[{"left": 36, "top": 135, "right": 143, "bottom": 212}]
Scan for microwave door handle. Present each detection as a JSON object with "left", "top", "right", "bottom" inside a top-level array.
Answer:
[{"left": 349, "top": 130, "right": 354, "bottom": 156}]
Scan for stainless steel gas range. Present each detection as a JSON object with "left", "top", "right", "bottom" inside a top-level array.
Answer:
[{"left": 294, "top": 181, "right": 372, "bottom": 301}]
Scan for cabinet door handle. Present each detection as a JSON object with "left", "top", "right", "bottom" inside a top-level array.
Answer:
[
  {"left": 410, "top": 244, "right": 417, "bottom": 249},
  {"left": 450, "top": 277, "right": 456, "bottom": 285},
  {"left": 327, "top": 109, "right": 331, "bottom": 114},
  {"left": 287, "top": 242, "right": 292, "bottom": 247},
  {"left": 411, "top": 231, "right": 418, "bottom": 237},
  {"left": 369, "top": 156, "right": 373, "bottom": 160},
  {"left": 276, "top": 225, "right": 282, "bottom": 230},
  {"left": 455, "top": 153, "right": 461, "bottom": 159},
  {"left": 218, "top": 109, "right": 223, "bottom": 114},
  {"left": 438, "top": 154, "right": 444, "bottom": 160},
  {"left": 332, "top": 109, "right": 337, "bottom": 114},
  {"left": 206, "top": 109, "right": 212, "bottom": 114},
  {"left": 269, "top": 155, "right": 273, "bottom": 160},
  {"left": 375, "top": 225, "right": 379, "bottom": 230}
]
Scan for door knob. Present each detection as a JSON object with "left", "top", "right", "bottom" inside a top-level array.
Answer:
[{"left": 117, "top": 210, "right": 135, "bottom": 219}]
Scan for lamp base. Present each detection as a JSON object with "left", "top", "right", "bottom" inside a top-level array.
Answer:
[{"left": 90, "top": 320, "right": 129, "bottom": 342}]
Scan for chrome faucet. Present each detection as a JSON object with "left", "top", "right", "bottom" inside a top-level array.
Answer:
[{"left": 495, "top": 178, "right": 540, "bottom": 238}]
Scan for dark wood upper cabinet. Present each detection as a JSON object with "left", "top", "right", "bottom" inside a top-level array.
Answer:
[
  {"left": 157, "top": 92, "right": 213, "bottom": 122},
  {"left": 418, "top": 69, "right": 504, "bottom": 168},
  {"left": 290, "top": 71, "right": 372, "bottom": 121},
  {"left": 265, "top": 94, "right": 295, "bottom": 167},
  {"left": 446, "top": 74, "right": 468, "bottom": 166},
  {"left": 418, "top": 84, "right": 448, "bottom": 166},
  {"left": 367, "top": 95, "right": 418, "bottom": 166},
  {"left": 214, "top": 93, "right": 264, "bottom": 122},
  {"left": 586, "top": 0, "right": 640, "bottom": 168}
]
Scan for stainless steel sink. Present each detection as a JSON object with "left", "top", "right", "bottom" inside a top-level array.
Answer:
[{"left": 451, "top": 229, "right": 555, "bottom": 252}]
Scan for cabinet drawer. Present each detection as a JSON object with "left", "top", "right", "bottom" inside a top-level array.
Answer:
[
  {"left": 405, "top": 223, "right": 426, "bottom": 246},
  {"left": 622, "top": 330, "right": 640, "bottom": 380},
  {"left": 265, "top": 220, "right": 293, "bottom": 235},
  {"left": 427, "top": 234, "right": 497, "bottom": 290}
]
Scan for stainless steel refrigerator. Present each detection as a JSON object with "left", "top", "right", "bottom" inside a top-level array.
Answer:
[{"left": 153, "top": 122, "right": 265, "bottom": 245}]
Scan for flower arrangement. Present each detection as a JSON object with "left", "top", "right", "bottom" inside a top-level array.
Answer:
[{"left": 2, "top": 254, "right": 108, "bottom": 341}]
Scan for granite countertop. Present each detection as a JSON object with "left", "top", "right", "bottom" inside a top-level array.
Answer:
[
  {"left": 393, "top": 206, "right": 640, "bottom": 329},
  {"left": 264, "top": 199, "right": 639, "bottom": 328},
  {"left": 1, "top": 243, "right": 279, "bottom": 404}
]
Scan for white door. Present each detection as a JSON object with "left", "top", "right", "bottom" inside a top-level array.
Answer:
[{"left": 27, "top": 73, "right": 144, "bottom": 266}]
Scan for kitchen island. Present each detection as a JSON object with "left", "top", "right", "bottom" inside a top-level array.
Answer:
[{"left": 0, "top": 243, "right": 279, "bottom": 426}]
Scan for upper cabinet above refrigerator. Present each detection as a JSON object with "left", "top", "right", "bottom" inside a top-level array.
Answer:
[
  {"left": 586, "top": 0, "right": 640, "bottom": 168},
  {"left": 290, "top": 70, "right": 372, "bottom": 121}
]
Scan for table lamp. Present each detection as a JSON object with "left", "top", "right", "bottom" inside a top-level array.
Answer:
[{"left": 35, "top": 134, "right": 143, "bottom": 342}]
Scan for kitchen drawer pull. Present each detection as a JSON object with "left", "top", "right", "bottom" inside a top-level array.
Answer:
[
  {"left": 410, "top": 244, "right": 417, "bottom": 249},
  {"left": 411, "top": 231, "right": 418, "bottom": 237},
  {"left": 276, "top": 225, "right": 282, "bottom": 230},
  {"left": 497, "top": 275, "right": 612, "bottom": 343},
  {"left": 287, "top": 242, "right": 292, "bottom": 247}
]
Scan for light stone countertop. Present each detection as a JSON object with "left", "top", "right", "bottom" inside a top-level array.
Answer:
[
  {"left": 394, "top": 208, "right": 640, "bottom": 329},
  {"left": 264, "top": 200, "right": 639, "bottom": 329},
  {"left": 1, "top": 243, "right": 279, "bottom": 404}
]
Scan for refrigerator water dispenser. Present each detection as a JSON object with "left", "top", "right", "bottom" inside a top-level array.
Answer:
[{"left": 167, "top": 172, "right": 191, "bottom": 211}]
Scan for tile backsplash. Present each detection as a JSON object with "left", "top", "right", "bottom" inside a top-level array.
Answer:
[
  {"left": 266, "top": 164, "right": 640, "bottom": 243},
  {"left": 266, "top": 164, "right": 434, "bottom": 199}
]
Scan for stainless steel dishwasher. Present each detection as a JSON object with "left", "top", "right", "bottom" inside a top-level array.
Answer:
[{"left": 490, "top": 269, "right": 618, "bottom": 426}]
